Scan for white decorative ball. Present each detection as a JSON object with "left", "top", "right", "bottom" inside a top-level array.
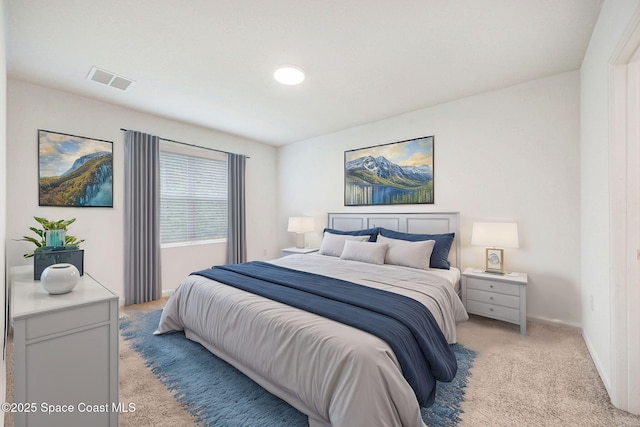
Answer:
[{"left": 41, "top": 263, "right": 80, "bottom": 295}]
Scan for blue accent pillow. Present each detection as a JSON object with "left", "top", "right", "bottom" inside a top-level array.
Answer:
[
  {"left": 323, "top": 227, "right": 379, "bottom": 242},
  {"left": 378, "top": 228, "right": 454, "bottom": 269}
]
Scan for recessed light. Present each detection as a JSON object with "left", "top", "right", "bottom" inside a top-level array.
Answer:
[{"left": 274, "top": 66, "right": 305, "bottom": 85}]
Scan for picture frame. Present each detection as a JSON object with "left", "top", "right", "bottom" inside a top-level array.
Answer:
[
  {"left": 344, "top": 136, "right": 434, "bottom": 206},
  {"left": 485, "top": 248, "right": 504, "bottom": 273},
  {"left": 38, "top": 129, "right": 113, "bottom": 207}
]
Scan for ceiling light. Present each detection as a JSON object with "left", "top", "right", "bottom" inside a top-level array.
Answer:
[{"left": 274, "top": 66, "right": 305, "bottom": 85}]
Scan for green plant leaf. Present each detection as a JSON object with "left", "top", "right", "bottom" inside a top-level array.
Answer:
[
  {"left": 33, "top": 216, "right": 51, "bottom": 229},
  {"left": 28, "top": 227, "right": 44, "bottom": 238},
  {"left": 65, "top": 235, "right": 84, "bottom": 245},
  {"left": 19, "top": 236, "right": 42, "bottom": 247}
]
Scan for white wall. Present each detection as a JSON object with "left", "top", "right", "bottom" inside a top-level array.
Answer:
[
  {"left": 6, "top": 79, "right": 280, "bottom": 301},
  {"left": 278, "top": 71, "right": 581, "bottom": 326},
  {"left": 580, "top": 0, "right": 640, "bottom": 406}
]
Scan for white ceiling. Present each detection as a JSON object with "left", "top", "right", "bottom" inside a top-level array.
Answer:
[{"left": 6, "top": 0, "right": 603, "bottom": 146}]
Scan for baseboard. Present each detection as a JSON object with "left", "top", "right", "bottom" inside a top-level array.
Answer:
[
  {"left": 118, "top": 290, "right": 174, "bottom": 307},
  {"left": 526, "top": 314, "right": 582, "bottom": 330},
  {"left": 582, "top": 329, "right": 613, "bottom": 398}
]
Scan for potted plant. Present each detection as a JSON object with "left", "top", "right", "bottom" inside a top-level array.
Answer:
[{"left": 17, "top": 216, "right": 84, "bottom": 258}]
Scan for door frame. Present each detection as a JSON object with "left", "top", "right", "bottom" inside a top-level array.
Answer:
[{"left": 610, "top": 11, "right": 640, "bottom": 415}]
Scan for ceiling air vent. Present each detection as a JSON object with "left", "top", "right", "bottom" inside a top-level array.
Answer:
[{"left": 87, "top": 66, "right": 135, "bottom": 91}]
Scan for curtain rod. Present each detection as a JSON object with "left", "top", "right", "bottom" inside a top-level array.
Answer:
[{"left": 120, "top": 128, "right": 250, "bottom": 158}]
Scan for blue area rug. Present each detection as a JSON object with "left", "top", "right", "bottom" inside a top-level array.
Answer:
[{"left": 120, "top": 310, "right": 476, "bottom": 426}]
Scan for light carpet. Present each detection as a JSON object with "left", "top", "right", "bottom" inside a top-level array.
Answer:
[
  {"left": 120, "top": 309, "right": 476, "bottom": 427},
  {"left": 456, "top": 316, "right": 640, "bottom": 427}
]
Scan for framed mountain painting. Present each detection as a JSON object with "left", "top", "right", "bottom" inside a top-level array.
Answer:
[
  {"left": 344, "top": 136, "right": 434, "bottom": 206},
  {"left": 38, "top": 130, "right": 113, "bottom": 207}
]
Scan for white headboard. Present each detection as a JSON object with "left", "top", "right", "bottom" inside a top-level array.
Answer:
[{"left": 327, "top": 212, "right": 461, "bottom": 269}]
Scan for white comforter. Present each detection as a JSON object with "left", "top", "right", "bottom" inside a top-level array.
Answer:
[{"left": 156, "top": 255, "right": 468, "bottom": 427}]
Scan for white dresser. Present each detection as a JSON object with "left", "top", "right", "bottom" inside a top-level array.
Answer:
[
  {"left": 10, "top": 265, "right": 119, "bottom": 427},
  {"left": 461, "top": 267, "right": 528, "bottom": 334}
]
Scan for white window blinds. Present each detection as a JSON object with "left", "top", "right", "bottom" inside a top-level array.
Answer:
[{"left": 159, "top": 149, "right": 228, "bottom": 243}]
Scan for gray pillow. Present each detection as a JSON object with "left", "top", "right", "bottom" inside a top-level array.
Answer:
[
  {"left": 339, "top": 240, "right": 389, "bottom": 265},
  {"left": 377, "top": 234, "right": 435, "bottom": 270},
  {"left": 318, "top": 232, "right": 369, "bottom": 257}
]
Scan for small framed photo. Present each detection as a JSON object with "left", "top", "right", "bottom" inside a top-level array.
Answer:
[{"left": 485, "top": 248, "right": 504, "bottom": 273}]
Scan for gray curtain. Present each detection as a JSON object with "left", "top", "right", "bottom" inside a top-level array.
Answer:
[
  {"left": 227, "top": 153, "right": 247, "bottom": 264},
  {"left": 124, "top": 130, "right": 162, "bottom": 305}
]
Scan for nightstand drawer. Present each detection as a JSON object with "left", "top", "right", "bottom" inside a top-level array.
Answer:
[
  {"left": 467, "top": 289, "right": 519, "bottom": 309},
  {"left": 466, "top": 277, "right": 519, "bottom": 296},
  {"left": 467, "top": 300, "right": 520, "bottom": 323}
]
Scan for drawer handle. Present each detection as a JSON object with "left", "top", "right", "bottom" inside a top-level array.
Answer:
[
  {"left": 490, "top": 285, "right": 494, "bottom": 288},
  {"left": 489, "top": 297, "right": 494, "bottom": 301},
  {"left": 489, "top": 308, "right": 494, "bottom": 312}
]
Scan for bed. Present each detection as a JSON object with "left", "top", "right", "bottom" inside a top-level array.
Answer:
[{"left": 156, "top": 212, "right": 468, "bottom": 427}]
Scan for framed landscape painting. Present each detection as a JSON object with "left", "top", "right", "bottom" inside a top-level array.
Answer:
[
  {"left": 344, "top": 136, "right": 434, "bottom": 206},
  {"left": 38, "top": 130, "right": 113, "bottom": 207}
]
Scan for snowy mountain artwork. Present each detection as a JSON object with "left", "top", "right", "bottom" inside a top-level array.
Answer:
[
  {"left": 38, "top": 130, "right": 113, "bottom": 207},
  {"left": 344, "top": 136, "right": 434, "bottom": 206}
]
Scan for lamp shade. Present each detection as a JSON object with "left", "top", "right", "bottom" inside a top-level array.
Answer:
[
  {"left": 471, "top": 222, "right": 519, "bottom": 248},
  {"left": 287, "top": 217, "right": 314, "bottom": 233}
]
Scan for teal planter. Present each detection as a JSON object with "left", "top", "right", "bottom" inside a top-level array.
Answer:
[{"left": 45, "top": 229, "right": 67, "bottom": 247}]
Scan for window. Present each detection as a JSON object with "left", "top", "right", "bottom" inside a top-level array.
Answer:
[{"left": 159, "top": 147, "right": 228, "bottom": 245}]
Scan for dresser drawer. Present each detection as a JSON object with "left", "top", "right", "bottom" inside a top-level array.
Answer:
[
  {"left": 467, "top": 300, "right": 520, "bottom": 323},
  {"left": 467, "top": 288, "right": 519, "bottom": 309},
  {"left": 25, "top": 301, "right": 111, "bottom": 340},
  {"left": 466, "top": 277, "right": 520, "bottom": 296}
]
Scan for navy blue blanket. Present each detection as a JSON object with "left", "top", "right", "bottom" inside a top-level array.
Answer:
[{"left": 192, "top": 261, "right": 457, "bottom": 407}]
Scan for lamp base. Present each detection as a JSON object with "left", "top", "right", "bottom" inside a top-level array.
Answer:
[{"left": 295, "top": 233, "right": 305, "bottom": 249}]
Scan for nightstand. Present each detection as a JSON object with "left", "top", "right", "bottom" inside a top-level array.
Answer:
[
  {"left": 281, "top": 247, "right": 319, "bottom": 257},
  {"left": 461, "top": 267, "right": 528, "bottom": 334}
]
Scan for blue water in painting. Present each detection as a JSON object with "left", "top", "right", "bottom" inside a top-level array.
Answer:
[
  {"left": 88, "top": 180, "right": 112, "bottom": 206},
  {"left": 372, "top": 185, "right": 415, "bottom": 204},
  {"left": 346, "top": 183, "right": 430, "bottom": 205}
]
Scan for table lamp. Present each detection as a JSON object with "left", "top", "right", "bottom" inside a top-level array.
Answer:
[
  {"left": 471, "top": 222, "right": 519, "bottom": 274},
  {"left": 287, "top": 217, "right": 314, "bottom": 248}
]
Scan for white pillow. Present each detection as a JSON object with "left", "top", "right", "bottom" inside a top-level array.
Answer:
[
  {"left": 340, "top": 240, "right": 388, "bottom": 265},
  {"left": 377, "top": 234, "right": 435, "bottom": 270},
  {"left": 318, "top": 232, "right": 369, "bottom": 257}
]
